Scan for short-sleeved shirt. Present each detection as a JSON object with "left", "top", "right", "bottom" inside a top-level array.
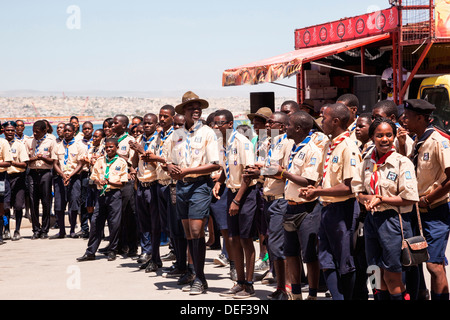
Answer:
[
  {"left": 26, "top": 135, "right": 57, "bottom": 170},
  {"left": 155, "top": 127, "right": 175, "bottom": 182},
  {"left": 220, "top": 131, "right": 256, "bottom": 190},
  {"left": 352, "top": 150, "right": 419, "bottom": 213},
  {"left": 136, "top": 131, "right": 160, "bottom": 183},
  {"left": 0, "top": 138, "right": 13, "bottom": 173},
  {"left": 310, "top": 130, "right": 329, "bottom": 153},
  {"left": 262, "top": 134, "right": 292, "bottom": 197},
  {"left": 7, "top": 140, "right": 29, "bottom": 174},
  {"left": 413, "top": 131, "right": 450, "bottom": 205},
  {"left": 52, "top": 139, "right": 88, "bottom": 175},
  {"left": 90, "top": 155, "right": 128, "bottom": 191},
  {"left": 116, "top": 132, "right": 135, "bottom": 165},
  {"left": 320, "top": 132, "right": 361, "bottom": 203},
  {"left": 284, "top": 140, "right": 323, "bottom": 202},
  {"left": 163, "top": 121, "right": 219, "bottom": 179}
]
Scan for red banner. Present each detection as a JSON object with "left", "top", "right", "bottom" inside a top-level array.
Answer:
[{"left": 295, "top": 7, "right": 398, "bottom": 49}]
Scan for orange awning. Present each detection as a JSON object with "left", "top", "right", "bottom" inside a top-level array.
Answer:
[{"left": 222, "top": 33, "right": 391, "bottom": 87}]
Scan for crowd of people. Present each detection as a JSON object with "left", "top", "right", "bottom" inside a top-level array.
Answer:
[{"left": 0, "top": 90, "right": 449, "bottom": 301}]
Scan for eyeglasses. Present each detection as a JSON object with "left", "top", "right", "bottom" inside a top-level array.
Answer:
[
  {"left": 215, "top": 121, "right": 230, "bottom": 127},
  {"left": 266, "top": 120, "right": 284, "bottom": 125}
]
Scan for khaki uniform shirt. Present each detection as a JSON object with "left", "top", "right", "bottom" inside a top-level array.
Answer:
[
  {"left": 320, "top": 132, "right": 361, "bottom": 203},
  {"left": 262, "top": 134, "right": 292, "bottom": 197},
  {"left": 90, "top": 155, "right": 128, "bottom": 191},
  {"left": 413, "top": 131, "right": 450, "bottom": 205},
  {"left": 155, "top": 127, "right": 175, "bottom": 183},
  {"left": 352, "top": 150, "right": 419, "bottom": 213},
  {"left": 26, "top": 135, "right": 57, "bottom": 170},
  {"left": 220, "top": 131, "right": 256, "bottom": 191},
  {"left": 0, "top": 138, "right": 13, "bottom": 173},
  {"left": 136, "top": 132, "right": 160, "bottom": 183},
  {"left": 52, "top": 140, "right": 87, "bottom": 175},
  {"left": 163, "top": 121, "right": 219, "bottom": 178},
  {"left": 7, "top": 140, "right": 29, "bottom": 174},
  {"left": 116, "top": 133, "right": 135, "bottom": 165},
  {"left": 284, "top": 140, "right": 323, "bottom": 203},
  {"left": 310, "top": 131, "right": 329, "bottom": 153}
]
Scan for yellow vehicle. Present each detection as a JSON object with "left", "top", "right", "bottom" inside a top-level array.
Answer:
[{"left": 418, "top": 75, "right": 450, "bottom": 135}]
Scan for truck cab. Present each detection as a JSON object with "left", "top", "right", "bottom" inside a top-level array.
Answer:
[{"left": 418, "top": 75, "right": 450, "bottom": 136}]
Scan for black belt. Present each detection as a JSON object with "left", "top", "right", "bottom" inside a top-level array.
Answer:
[
  {"left": 139, "top": 180, "right": 158, "bottom": 188},
  {"left": 180, "top": 175, "right": 210, "bottom": 184},
  {"left": 29, "top": 169, "right": 51, "bottom": 173}
]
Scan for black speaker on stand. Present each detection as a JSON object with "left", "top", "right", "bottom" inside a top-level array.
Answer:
[
  {"left": 353, "top": 75, "right": 381, "bottom": 114},
  {"left": 250, "top": 92, "right": 275, "bottom": 114}
]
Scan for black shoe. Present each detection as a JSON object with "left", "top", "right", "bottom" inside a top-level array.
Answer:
[
  {"left": 69, "top": 232, "right": 79, "bottom": 239},
  {"left": 75, "top": 230, "right": 89, "bottom": 238},
  {"left": 31, "top": 232, "right": 41, "bottom": 240},
  {"left": 40, "top": 233, "right": 49, "bottom": 239},
  {"left": 177, "top": 271, "right": 196, "bottom": 285},
  {"left": 99, "top": 247, "right": 109, "bottom": 254},
  {"left": 145, "top": 261, "right": 159, "bottom": 273},
  {"left": 137, "top": 253, "right": 151, "bottom": 264},
  {"left": 107, "top": 252, "right": 116, "bottom": 261},
  {"left": 3, "top": 230, "right": 11, "bottom": 240},
  {"left": 164, "top": 267, "right": 186, "bottom": 278},
  {"left": 49, "top": 233, "right": 66, "bottom": 239},
  {"left": 77, "top": 253, "right": 95, "bottom": 262},
  {"left": 11, "top": 231, "right": 21, "bottom": 241},
  {"left": 189, "top": 280, "right": 207, "bottom": 295},
  {"left": 161, "top": 251, "right": 176, "bottom": 261}
]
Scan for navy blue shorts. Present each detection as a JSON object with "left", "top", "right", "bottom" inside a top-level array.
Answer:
[
  {"left": 264, "top": 198, "right": 288, "bottom": 260},
  {"left": 365, "top": 209, "right": 414, "bottom": 273},
  {"left": 0, "top": 171, "right": 10, "bottom": 204},
  {"left": 176, "top": 177, "right": 213, "bottom": 220},
  {"left": 209, "top": 184, "right": 228, "bottom": 231},
  {"left": 284, "top": 201, "right": 321, "bottom": 263},
  {"left": 318, "top": 198, "right": 356, "bottom": 275},
  {"left": 227, "top": 186, "right": 257, "bottom": 239},
  {"left": 421, "top": 202, "right": 450, "bottom": 264},
  {"left": 53, "top": 174, "right": 81, "bottom": 212}
]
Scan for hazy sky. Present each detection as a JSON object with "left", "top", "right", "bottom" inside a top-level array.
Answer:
[{"left": 0, "top": 0, "right": 392, "bottom": 97}]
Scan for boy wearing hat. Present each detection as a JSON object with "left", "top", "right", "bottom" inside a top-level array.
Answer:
[
  {"left": 403, "top": 99, "right": 450, "bottom": 300},
  {"left": 2, "top": 121, "right": 28, "bottom": 241},
  {"left": 0, "top": 123, "right": 13, "bottom": 244},
  {"left": 164, "top": 91, "right": 220, "bottom": 295}
]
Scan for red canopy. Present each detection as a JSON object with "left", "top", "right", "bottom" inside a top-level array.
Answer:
[{"left": 222, "top": 33, "right": 391, "bottom": 87}]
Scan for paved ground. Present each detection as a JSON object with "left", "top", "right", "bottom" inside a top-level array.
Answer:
[{"left": 0, "top": 216, "right": 447, "bottom": 301}]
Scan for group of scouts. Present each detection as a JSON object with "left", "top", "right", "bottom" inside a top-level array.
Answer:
[{"left": 0, "top": 90, "right": 449, "bottom": 301}]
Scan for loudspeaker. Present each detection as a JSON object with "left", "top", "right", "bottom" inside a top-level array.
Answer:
[
  {"left": 250, "top": 92, "right": 275, "bottom": 114},
  {"left": 353, "top": 75, "right": 381, "bottom": 114}
]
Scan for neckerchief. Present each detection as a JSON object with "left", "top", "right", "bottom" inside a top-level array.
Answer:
[
  {"left": 224, "top": 130, "right": 238, "bottom": 181},
  {"left": 63, "top": 138, "right": 76, "bottom": 165},
  {"left": 369, "top": 146, "right": 396, "bottom": 195},
  {"left": 285, "top": 132, "right": 312, "bottom": 187},
  {"left": 159, "top": 126, "right": 174, "bottom": 156},
  {"left": 184, "top": 121, "right": 202, "bottom": 166},
  {"left": 322, "top": 131, "right": 350, "bottom": 183},
  {"left": 266, "top": 133, "right": 287, "bottom": 167},
  {"left": 142, "top": 131, "right": 158, "bottom": 152},
  {"left": 412, "top": 125, "right": 435, "bottom": 170},
  {"left": 100, "top": 154, "right": 119, "bottom": 196},
  {"left": 83, "top": 136, "right": 93, "bottom": 150},
  {"left": 117, "top": 132, "right": 129, "bottom": 144},
  {"left": 34, "top": 134, "right": 47, "bottom": 156}
]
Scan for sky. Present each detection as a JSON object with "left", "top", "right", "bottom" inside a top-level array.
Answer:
[{"left": 0, "top": 0, "right": 392, "bottom": 98}]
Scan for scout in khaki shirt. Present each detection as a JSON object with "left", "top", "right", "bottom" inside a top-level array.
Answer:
[
  {"left": 212, "top": 109, "right": 257, "bottom": 299},
  {"left": 130, "top": 113, "right": 163, "bottom": 272},
  {"left": 3, "top": 121, "right": 29, "bottom": 241},
  {"left": 51, "top": 123, "right": 87, "bottom": 239},
  {"left": 337, "top": 93, "right": 359, "bottom": 146},
  {"left": 270, "top": 111, "right": 323, "bottom": 300},
  {"left": 302, "top": 103, "right": 361, "bottom": 300},
  {"left": 77, "top": 138, "right": 128, "bottom": 262},
  {"left": 403, "top": 99, "right": 450, "bottom": 301},
  {"left": 351, "top": 118, "right": 419, "bottom": 300},
  {"left": 166, "top": 91, "right": 220, "bottom": 295},
  {"left": 0, "top": 123, "right": 13, "bottom": 243},
  {"left": 26, "top": 120, "right": 57, "bottom": 239},
  {"left": 112, "top": 114, "right": 138, "bottom": 258}
]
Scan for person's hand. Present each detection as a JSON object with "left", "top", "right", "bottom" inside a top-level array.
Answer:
[
  {"left": 364, "top": 195, "right": 382, "bottom": 211},
  {"left": 299, "top": 185, "right": 318, "bottom": 201},
  {"left": 212, "top": 182, "right": 222, "bottom": 199},
  {"left": 229, "top": 200, "right": 239, "bottom": 216}
]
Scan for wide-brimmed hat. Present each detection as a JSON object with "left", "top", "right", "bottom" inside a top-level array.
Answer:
[
  {"left": 175, "top": 91, "right": 209, "bottom": 115},
  {"left": 247, "top": 107, "right": 273, "bottom": 121}
]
